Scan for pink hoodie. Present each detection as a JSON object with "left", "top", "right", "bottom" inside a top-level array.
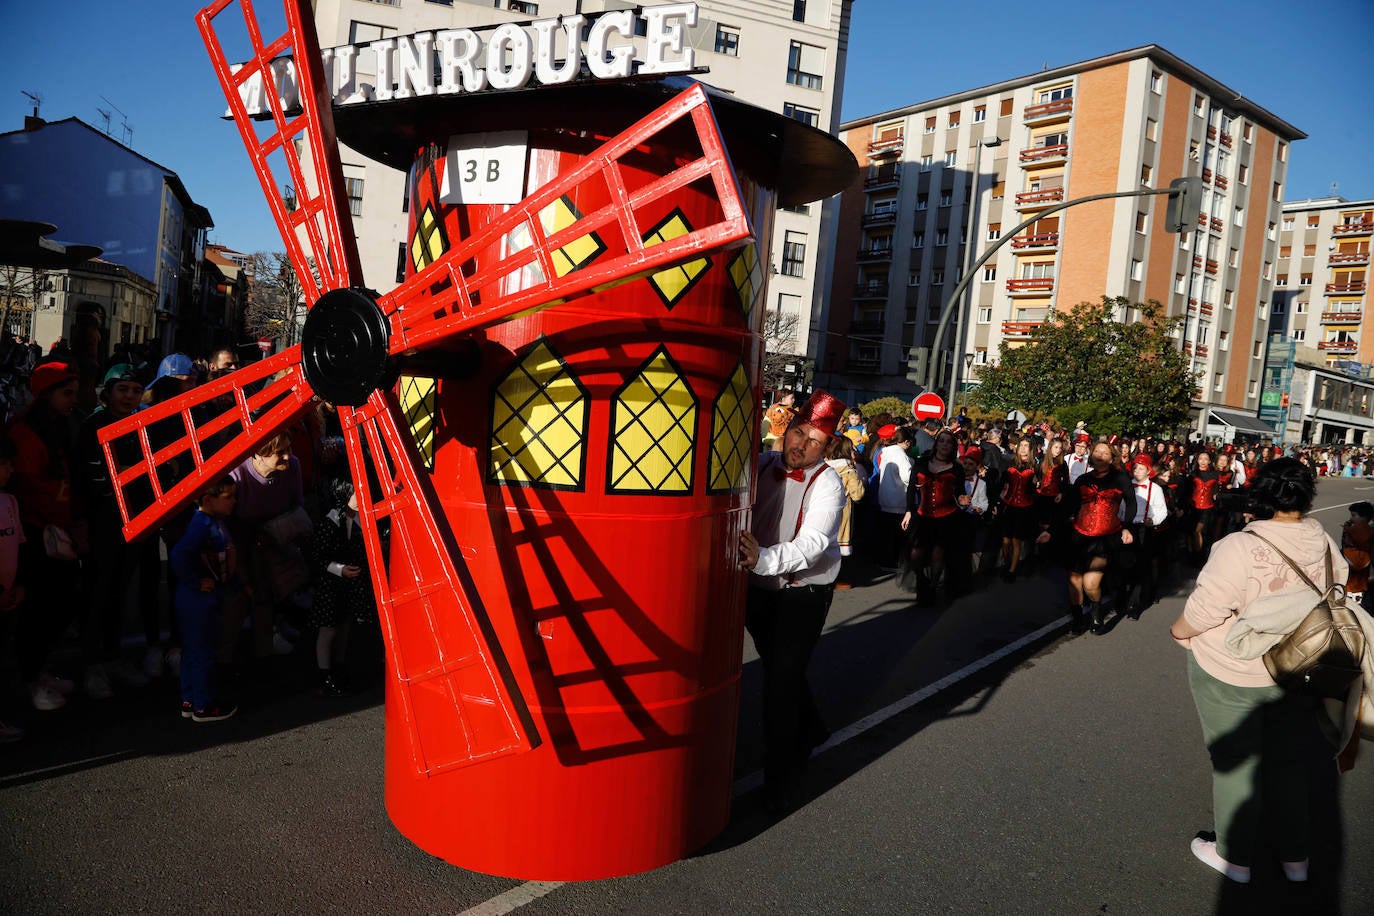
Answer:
[{"left": 1183, "top": 516, "right": 1348, "bottom": 687}]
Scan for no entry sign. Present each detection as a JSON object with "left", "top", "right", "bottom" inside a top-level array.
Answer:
[
  {"left": 912, "top": 392, "right": 945, "bottom": 421},
  {"left": 257, "top": 337, "right": 272, "bottom": 352}
]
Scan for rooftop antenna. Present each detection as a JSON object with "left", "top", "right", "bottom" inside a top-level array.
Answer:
[
  {"left": 100, "top": 95, "right": 133, "bottom": 147},
  {"left": 20, "top": 90, "right": 41, "bottom": 117},
  {"left": 96, "top": 107, "right": 112, "bottom": 134}
]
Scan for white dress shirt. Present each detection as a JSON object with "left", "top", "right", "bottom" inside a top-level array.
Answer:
[
  {"left": 1130, "top": 478, "right": 1168, "bottom": 526},
  {"left": 1066, "top": 452, "right": 1090, "bottom": 484},
  {"left": 963, "top": 476, "right": 988, "bottom": 515},
  {"left": 751, "top": 451, "right": 844, "bottom": 590}
]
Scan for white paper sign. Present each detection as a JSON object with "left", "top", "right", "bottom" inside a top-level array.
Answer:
[{"left": 440, "top": 130, "right": 528, "bottom": 205}]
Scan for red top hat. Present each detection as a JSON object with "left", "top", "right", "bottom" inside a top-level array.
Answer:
[
  {"left": 963, "top": 446, "right": 983, "bottom": 465},
  {"left": 1073, "top": 431, "right": 1091, "bottom": 444},
  {"left": 1130, "top": 453, "right": 1154, "bottom": 475},
  {"left": 792, "top": 390, "right": 846, "bottom": 437}
]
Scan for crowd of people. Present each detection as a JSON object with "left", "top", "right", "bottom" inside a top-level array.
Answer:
[{"left": 0, "top": 345, "right": 379, "bottom": 743}]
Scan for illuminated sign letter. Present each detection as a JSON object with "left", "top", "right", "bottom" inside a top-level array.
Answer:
[
  {"left": 533, "top": 15, "right": 584, "bottom": 86},
  {"left": 394, "top": 32, "right": 436, "bottom": 99},
  {"left": 370, "top": 37, "right": 397, "bottom": 101},
  {"left": 486, "top": 23, "right": 533, "bottom": 91},
  {"left": 639, "top": 3, "right": 697, "bottom": 75},
  {"left": 587, "top": 10, "right": 634, "bottom": 79},
  {"left": 435, "top": 29, "right": 486, "bottom": 94}
]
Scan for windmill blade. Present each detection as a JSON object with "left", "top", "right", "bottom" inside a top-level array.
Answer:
[
  {"left": 381, "top": 82, "right": 751, "bottom": 354},
  {"left": 197, "top": 0, "right": 361, "bottom": 299},
  {"left": 97, "top": 348, "right": 315, "bottom": 541},
  {"left": 340, "top": 389, "right": 538, "bottom": 776}
]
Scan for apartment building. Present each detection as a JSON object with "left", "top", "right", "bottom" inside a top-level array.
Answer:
[
  {"left": 821, "top": 45, "right": 1306, "bottom": 427},
  {"left": 310, "top": 0, "right": 852, "bottom": 384}
]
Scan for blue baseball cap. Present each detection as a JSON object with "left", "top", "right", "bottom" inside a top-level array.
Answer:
[{"left": 150, "top": 352, "right": 195, "bottom": 389}]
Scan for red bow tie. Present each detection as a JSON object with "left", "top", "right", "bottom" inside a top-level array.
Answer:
[{"left": 775, "top": 465, "right": 806, "bottom": 482}]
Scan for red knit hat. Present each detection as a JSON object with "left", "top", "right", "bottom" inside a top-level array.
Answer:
[
  {"left": 792, "top": 390, "right": 846, "bottom": 437},
  {"left": 29, "top": 361, "right": 79, "bottom": 398}
]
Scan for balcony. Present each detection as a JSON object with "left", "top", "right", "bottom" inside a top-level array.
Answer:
[
  {"left": 862, "top": 210, "right": 897, "bottom": 228},
  {"left": 1215, "top": 175, "right": 1229, "bottom": 190},
  {"left": 1023, "top": 98, "right": 1073, "bottom": 122},
  {"left": 1319, "top": 340, "right": 1359, "bottom": 353},
  {"left": 1321, "top": 310, "right": 1363, "bottom": 323},
  {"left": 1186, "top": 298, "right": 1215, "bottom": 317},
  {"left": 1001, "top": 320, "right": 1042, "bottom": 337},
  {"left": 1011, "top": 232, "right": 1060, "bottom": 250},
  {"left": 1190, "top": 255, "right": 1218, "bottom": 273},
  {"left": 1210, "top": 217, "right": 1224, "bottom": 232},
  {"left": 1007, "top": 277, "right": 1055, "bottom": 293},
  {"left": 853, "top": 280, "right": 890, "bottom": 298},
  {"left": 1019, "top": 143, "right": 1068, "bottom": 165},
  {"left": 864, "top": 172, "right": 901, "bottom": 191},
  {"left": 856, "top": 246, "right": 893, "bottom": 262},
  {"left": 849, "top": 317, "right": 886, "bottom": 336},
  {"left": 1325, "top": 282, "right": 1367, "bottom": 295},
  {"left": 867, "top": 136, "right": 905, "bottom": 157},
  {"left": 1329, "top": 251, "right": 1370, "bottom": 265},
  {"left": 1333, "top": 221, "right": 1374, "bottom": 237},
  {"left": 1202, "top": 168, "right": 1213, "bottom": 184},
  {"left": 1220, "top": 132, "right": 1233, "bottom": 148},
  {"left": 1015, "top": 187, "right": 1065, "bottom": 209},
  {"left": 1196, "top": 345, "right": 1210, "bottom": 359},
  {"left": 846, "top": 355, "right": 882, "bottom": 374}
]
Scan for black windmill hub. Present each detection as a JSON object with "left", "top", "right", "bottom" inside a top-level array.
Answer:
[{"left": 301, "top": 287, "right": 393, "bottom": 407}]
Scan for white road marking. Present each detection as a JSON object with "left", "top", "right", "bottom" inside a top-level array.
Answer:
[{"left": 458, "top": 615, "right": 1069, "bottom": 911}]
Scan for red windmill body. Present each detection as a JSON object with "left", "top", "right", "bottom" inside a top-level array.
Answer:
[{"left": 99, "top": 0, "right": 854, "bottom": 880}]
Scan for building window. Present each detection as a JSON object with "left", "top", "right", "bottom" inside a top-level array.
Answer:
[
  {"left": 1277, "top": 273, "right": 1288, "bottom": 285},
  {"left": 1299, "top": 273, "right": 1312, "bottom": 286},
  {"left": 1242, "top": 122, "right": 1254, "bottom": 142},
  {"left": 1145, "top": 118, "right": 1158, "bottom": 141},
  {"left": 1262, "top": 262, "right": 1272, "bottom": 280},
  {"left": 1233, "top": 206, "right": 1244, "bottom": 227},
  {"left": 1252, "top": 340, "right": 1263, "bottom": 359},
  {"left": 783, "top": 102, "right": 818, "bottom": 127},
  {"left": 973, "top": 106, "right": 986, "bottom": 123},
  {"left": 916, "top": 195, "right": 928, "bottom": 211},
  {"left": 1174, "top": 273, "right": 1186, "bottom": 293},
  {"left": 792, "top": 0, "right": 806, "bottom": 22},
  {"left": 1282, "top": 217, "right": 1294, "bottom": 231},
  {"left": 987, "top": 223, "right": 1001, "bottom": 241},
  {"left": 920, "top": 154, "right": 933, "bottom": 171},
  {"left": 1304, "top": 244, "right": 1317, "bottom": 257},
  {"left": 982, "top": 266, "right": 996, "bottom": 282},
  {"left": 1194, "top": 94, "right": 1206, "bottom": 115},
  {"left": 999, "top": 98, "right": 1014, "bottom": 117},
  {"left": 948, "top": 110, "right": 961, "bottom": 128},
  {"left": 1141, "top": 164, "right": 1153, "bottom": 187},
  {"left": 1228, "top": 249, "right": 1239, "bottom": 267},
  {"left": 944, "top": 151, "right": 957, "bottom": 168},
  {"left": 1213, "top": 373, "right": 1225, "bottom": 392},
  {"left": 1272, "top": 181, "right": 1282, "bottom": 201},
  {"left": 780, "top": 231, "right": 806, "bottom": 277},
  {"left": 1150, "top": 71, "right": 1163, "bottom": 93},
  {"left": 977, "top": 307, "right": 992, "bottom": 324},
  {"left": 939, "top": 191, "right": 952, "bottom": 207},
  {"left": 1248, "top": 379, "right": 1259, "bottom": 398},
  {"left": 714, "top": 25, "right": 740, "bottom": 56},
  {"left": 1135, "top": 212, "right": 1148, "bottom": 234},
  {"left": 924, "top": 116, "right": 936, "bottom": 134},
  {"left": 991, "top": 180, "right": 1005, "bottom": 199},
  {"left": 908, "top": 272, "right": 920, "bottom": 286},
  {"left": 912, "top": 232, "right": 924, "bottom": 249},
  {"left": 1235, "top": 164, "right": 1247, "bottom": 184},
  {"left": 1219, "top": 330, "right": 1229, "bottom": 351},
  {"left": 935, "top": 229, "right": 948, "bottom": 246},
  {"left": 346, "top": 176, "right": 364, "bottom": 216},
  {"left": 508, "top": 0, "right": 538, "bottom": 13},
  {"left": 1267, "top": 221, "right": 1277, "bottom": 240},
  {"left": 1293, "top": 329, "right": 1306, "bottom": 341},
  {"left": 1307, "top": 214, "right": 1320, "bottom": 228},
  {"left": 395, "top": 242, "right": 407, "bottom": 284},
  {"left": 1272, "top": 297, "right": 1285, "bottom": 313},
  {"left": 1130, "top": 259, "right": 1143, "bottom": 280},
  {"left": 975, "top": 349, "right": 988, "bottom": 365},
  {"left": 931, "top": 270, "right": 945, "bottom": 284},
  {"left": 786, "top": 41, "right": 824, "bottom": 90},
  {"left": 1278, "top": 141, "right": 1287, "bottom": 162}
]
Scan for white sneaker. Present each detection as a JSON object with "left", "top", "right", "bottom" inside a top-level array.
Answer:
[
  {"left": 165, "top": 647, "right": 182, "bottom": 678},
  {"left": 84, "top": 665, "right": 114, "bottom": 700},
  {"left": 31, "top": 684, "right": 66, "bottom": 711},
  {"left": 143, "top": 646, "right": 164, "bottom": 679},
  {"left": 38, "top": 672, "right": 75, "bottom": 696},
  {"left": 0, "top": 720, "right": 23, "bottom": 743},
  {"left": 109, "top": 658, "right": 151, "bottom": 687},
  {"left": 1190, "top": 837, "right": 1250, "bottom": 884},
  {"left": 1282, "top": 859, "right": 1309, "bottom": 882}
]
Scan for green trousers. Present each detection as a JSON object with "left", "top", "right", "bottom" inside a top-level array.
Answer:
[{"left": 1187, "top": 653, "right": 1313, "bottom": 866}]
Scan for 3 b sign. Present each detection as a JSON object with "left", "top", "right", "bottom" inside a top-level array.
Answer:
[{"left": 441, "top": 130, "right": 529, "bottom": 205}]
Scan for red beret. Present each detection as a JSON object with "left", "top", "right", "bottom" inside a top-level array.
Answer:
[
  {"left": 877, "top": 423, "right": 898, "bottom": 440},
  {"left": 29, "top": 361, "right": 79, "bottom": 398},
  {"left": 963, "top": 446, "right": 983, "bottom": 465}
]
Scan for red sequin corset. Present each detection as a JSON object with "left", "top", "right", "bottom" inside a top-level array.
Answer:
[
  {"left": 1191, "top": 471, "right": 1219, "bottom": 509},
  {"left": 1218, "top": 470, "right": 1233, "bottom": 490},
  {"left": 1242, "top": 462, "right": 1258, "bottom": 487},
  {"left": 917, "top": 466, "right": 961, "bottom": 518},
  {"left": 1073, "top": 473, "right": 1126, "bottom": 536},
  {"left": 1004, "top": 466, "right": 1037, "bottom": 508},
  {"left": 1037, "top": 464, "right": 1064, "bottom": 497}
]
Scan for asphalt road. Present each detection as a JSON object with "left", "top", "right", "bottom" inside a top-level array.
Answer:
[{"left": 4, "top": 477, "right": 1373, "bottom": 914}]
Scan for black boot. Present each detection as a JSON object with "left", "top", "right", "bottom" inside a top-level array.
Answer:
[
  {"left": 1089, "top": 601, "right": 1107, "bottom": 635},
  {"left": 1070, "top": 603, "right": 1089, "bottom": 635},
  {"left": 318, "top": 669, "right": 346, "bottom": 697}
]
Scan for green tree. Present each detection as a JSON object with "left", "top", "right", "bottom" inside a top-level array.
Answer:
[{"left": 973, "top": 296, "right": 1196, "bottom": 435}]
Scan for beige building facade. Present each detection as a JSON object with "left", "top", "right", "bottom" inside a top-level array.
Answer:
[
  {"left": 310, "top": 0, "right": 852, "bottom": 382},
  {"left": 823, "top": 45, "right": 1306, "bottom": 425}
]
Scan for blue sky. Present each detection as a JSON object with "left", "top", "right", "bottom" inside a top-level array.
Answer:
[{"left": 3, "top": 0, "right": 1371, "bottom": 258}]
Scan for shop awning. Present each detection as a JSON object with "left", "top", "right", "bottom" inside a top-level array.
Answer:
[{"left": 1208, "top": 407, "right": 1276, "bottom": 436}]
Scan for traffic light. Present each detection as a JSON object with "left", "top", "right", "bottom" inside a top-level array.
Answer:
[
  {"left": 1165, "top": 176, "right": 1204, "bottom": 233},
  {"left": 906, "top": 346, "right": 930, "bottom": 385}
]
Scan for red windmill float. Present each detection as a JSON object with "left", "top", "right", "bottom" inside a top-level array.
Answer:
[{"left": 100, "top": 0, "right": 853, "bottom": 881}]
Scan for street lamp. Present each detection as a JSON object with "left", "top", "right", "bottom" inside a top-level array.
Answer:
[{"left": 949, "top": 135, "right": 1002, "bottom": 413}]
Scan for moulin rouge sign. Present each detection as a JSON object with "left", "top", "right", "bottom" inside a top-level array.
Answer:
[{"left": 232, "top": 2, "right": 702, "bottom": 118}]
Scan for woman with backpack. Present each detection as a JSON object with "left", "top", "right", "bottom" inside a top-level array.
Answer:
[{"left": 1169, "top": 458, "right": 1344, "bottom": 885}]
